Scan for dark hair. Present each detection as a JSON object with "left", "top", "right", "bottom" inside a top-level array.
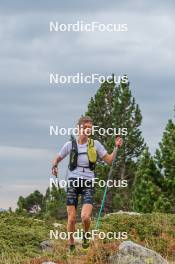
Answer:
[{"left": 78, "top": 116, "right": 93, "bottom": 127}]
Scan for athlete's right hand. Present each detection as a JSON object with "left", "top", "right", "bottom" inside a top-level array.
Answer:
[{"left": 52, "top": 165, "right": 58, "bottom": 176}]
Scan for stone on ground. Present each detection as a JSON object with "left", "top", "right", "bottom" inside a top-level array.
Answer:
[{"left": 109, "top": 240, "right": 169, "bottom": 264}]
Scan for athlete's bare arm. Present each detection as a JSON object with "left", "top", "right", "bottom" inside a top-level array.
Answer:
[{"left": 52, "top": 155, "right": 63, "bottom": 176}]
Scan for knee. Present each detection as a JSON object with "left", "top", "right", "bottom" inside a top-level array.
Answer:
[
  {"left": 68, "top": 214, "right": 76, "bottom": 225},
  {"left": 81, "top": 214, "right": 90, "bottom": 223}
]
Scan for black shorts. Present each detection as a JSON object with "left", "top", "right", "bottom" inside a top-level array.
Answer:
[{"left": 66, "top": 178, "right": 95, "bottom": 208}]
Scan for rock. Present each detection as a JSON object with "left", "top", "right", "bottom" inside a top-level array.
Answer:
[
  {"left": 34, "top": 219, "right": 44, "bottom": 222},
  {"left": 108, "top": 241, "right": 169, "bottom": 264},
  {"left": 106, "top": 210, "right": 141, "bottom": 217},
  {"left": 40, "top": 240, "right": 53, "bottom": 251},
  {"left": 53, "top": 222, "right": 63, "bottom": 228},
  {"left": 42, "top": 262, "right": 57, "bottom": 264}
]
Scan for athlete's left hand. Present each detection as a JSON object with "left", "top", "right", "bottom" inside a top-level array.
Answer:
[{"left": 115, "top": 137, "right": 123, "bottom": 148}]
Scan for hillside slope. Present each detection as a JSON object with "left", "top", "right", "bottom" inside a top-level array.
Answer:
[{"left": 0, "top": 212, "right": 175, "bottom": 264}]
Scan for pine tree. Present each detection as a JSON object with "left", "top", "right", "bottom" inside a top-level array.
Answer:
[
  {"left": 153, "top": 193, "right": 172, "bottom": 213},
  {"left": 43, "top": 185, "right": 67, "bottom": 219},
  {"left": 86, "top": 75, "right": 116, "bottom": 146},
  {"left": 112, "top": 77, "right": 145, "bottom": 183},
  {"left": 86, "top": 75, "right": 145, "bottom": 212},
  {"left": 132, "top": 148, "right": 162, "bottom": 213},
  {"left": 155, "top": 119, "right": 175, "bottom": 212},
  {"left": 16, "top": 191, "right": 44, "bottom": 214},
  {"left": 16, "top": 186, "right": 67, "bottom": 219}
]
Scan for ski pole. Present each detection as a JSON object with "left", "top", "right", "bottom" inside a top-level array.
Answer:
[{"left": 95, "top": 146, "right": 118, "bottom": 230}]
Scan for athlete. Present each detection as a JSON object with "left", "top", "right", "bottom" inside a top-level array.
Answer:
[{"left": 52, "top": 116, "right": 123, "bottom": 251}]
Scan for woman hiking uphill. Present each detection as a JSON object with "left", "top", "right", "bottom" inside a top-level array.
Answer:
[{"left": 52, "top": 116, "right": 123, "bottom": 252}]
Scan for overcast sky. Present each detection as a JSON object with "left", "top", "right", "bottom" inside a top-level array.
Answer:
[{"left": 0, "top": 0, "right": 174, "bottom": 209}]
